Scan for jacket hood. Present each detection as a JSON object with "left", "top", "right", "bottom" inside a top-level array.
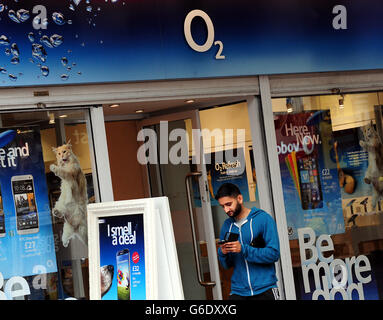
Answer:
[
  {"left": 249, "top": 207, "right": 263, "bottom": 218},
  {"left": 229, "top": 206, "right": 263, "bottom": 222}
]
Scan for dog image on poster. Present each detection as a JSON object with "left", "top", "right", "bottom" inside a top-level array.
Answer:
[
  {"left": 100, "top": 265, "right": 114, "bottom": 297},
  {"left": 50, "top": 140, "right": 88, "bottom": 247}
]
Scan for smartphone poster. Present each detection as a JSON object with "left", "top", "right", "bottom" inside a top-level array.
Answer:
[
  {"left": 274, "top": 110, "right": 345, "bottom": 239},
  {"left": 98, "top": 213, "right": 146, "bottom": 300},
  {"left": 0, "top": 127, "right": 57, "bottom": 279}
]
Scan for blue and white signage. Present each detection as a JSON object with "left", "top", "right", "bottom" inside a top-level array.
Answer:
[
  {"left": 98, "top": 213, "right": 146, "bottom": 300},
  {"left": 88, "top": 197, "right": 183, "bottom": 300},
  {"left": 0, "top": 0, "right": 382, "bottom": 87}
]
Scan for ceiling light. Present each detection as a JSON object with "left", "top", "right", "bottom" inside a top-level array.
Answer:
[
  {"left": 135, "top": 109, "right": 144, "bottom": 113},
  {"left": 286, "top": 98, "right": 293, "bottom": 113},
  {"left": 331, "top": 88, "right": 345, "bottom": 109},
  {"left": 185, "top": 99, "right": 195, "bottom": 104},
  {"left": 109, "top": 104, "right": 120, "bottom": 108},
  {"left": 59, "top": 114, "right": 68, "bottom": 118},
  {"left": 48, "top": 112, "right": 55, "bottom": 124}
]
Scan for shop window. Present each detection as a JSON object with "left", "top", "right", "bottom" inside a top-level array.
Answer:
[
  {"left": 0, "top": 110, "right": 95, "bottom": 300},
  {"left": 272, "top": 92, "right": 383, "bottom": 300}
]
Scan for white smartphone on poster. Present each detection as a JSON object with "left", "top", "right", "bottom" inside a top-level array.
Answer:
[{"left": 11, "top": 174, "right": 39, "bottom": 235}]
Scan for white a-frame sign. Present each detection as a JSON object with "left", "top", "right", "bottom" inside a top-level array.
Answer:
[{"left": 87, "top": 197, "right": 184, "bottom": 300}]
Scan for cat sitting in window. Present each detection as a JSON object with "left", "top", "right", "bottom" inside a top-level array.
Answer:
[
  {"left": 359, "top": 121, "right": 383, "bottom": 210},
  {"left": 50, "top": 140, "right": 88, "bottom": 247}
]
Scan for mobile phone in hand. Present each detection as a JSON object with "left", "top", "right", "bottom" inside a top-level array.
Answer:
[{"left": 218, "top": 232, "right": 239, "bottom": 245}]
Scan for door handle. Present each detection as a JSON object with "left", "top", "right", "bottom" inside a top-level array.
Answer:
[{"left": 185, "top": 172, "right": 216, "bottom": 288}]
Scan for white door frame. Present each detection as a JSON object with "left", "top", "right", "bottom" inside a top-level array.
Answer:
[{"left": 86, "top": 106, "right": 114, "bottom": 203}]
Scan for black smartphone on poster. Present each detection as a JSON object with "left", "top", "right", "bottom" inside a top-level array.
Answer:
[
  {"left": 116, "top": 249, "right": 131, "bottom": 300},
  {"left": 297, "top": 154, "right": 323, "bottom": 210}
]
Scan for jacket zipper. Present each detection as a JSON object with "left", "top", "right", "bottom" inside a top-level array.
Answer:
[{"left": 237, "top": 221, "right": 254, "bottom": 296}]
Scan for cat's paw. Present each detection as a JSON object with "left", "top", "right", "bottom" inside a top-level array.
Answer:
[
  {"left": 50, "top": 164, "right": 57, "bottom": 173},
  {"left": 62, "top": 238, "right": 69, "bottom": 248},
  {"left": 52, "top": 208, "right": 63, "bottom": 218}
]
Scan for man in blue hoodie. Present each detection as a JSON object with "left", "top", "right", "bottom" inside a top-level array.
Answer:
[{"left": 216, "top": 183, "right": 280, "bottom": 300}]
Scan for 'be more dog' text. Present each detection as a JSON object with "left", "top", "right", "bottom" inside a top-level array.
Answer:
[{"left": 107, "top": 222, "right": 136, "bottom": 246}]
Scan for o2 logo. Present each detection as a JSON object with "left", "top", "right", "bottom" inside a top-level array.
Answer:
[{"left": 184, "top": 10, "right": 225, "bottom": 60}]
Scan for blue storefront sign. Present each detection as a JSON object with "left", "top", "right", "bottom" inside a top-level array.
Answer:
[{"left": 0, "top": 0, "right": 382, "bottom": 87}]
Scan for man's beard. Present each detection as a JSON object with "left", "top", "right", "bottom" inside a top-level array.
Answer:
[{"left": 230, "top": 202, "right": 242, "bottom": 218}]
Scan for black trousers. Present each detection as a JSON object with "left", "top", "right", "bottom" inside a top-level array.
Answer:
[{"left": 229, "top": 288, "right": 280, "bottom": 300}]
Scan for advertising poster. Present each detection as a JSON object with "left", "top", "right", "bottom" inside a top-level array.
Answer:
[
  {"left": 274, "top": 110, "right": 345, "bottom": 239},
  {"left": 191, "top": 147, "right": 250, "bottom": 207},
  {"left": 0, "top": 126, "right": 57, "bottom": 279},
  {"left": 331, "top": 127, "right": 375, "bottom": 220},
  {"left": 98, "top": 213, "right": 146, "bottom": 300}
]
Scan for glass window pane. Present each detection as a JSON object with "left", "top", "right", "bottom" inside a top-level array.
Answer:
[
  {"left": 272, "top": 92, "right": 383, "bottom": 300},
  {"left": 0, "top": 109, "right": 95, "bottom": 300}
]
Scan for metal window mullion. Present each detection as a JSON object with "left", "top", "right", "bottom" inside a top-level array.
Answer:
[
  {"left": 247, "top": 95, "right": 287, "bottom": 300},
  {"left": 247, "top": 96, "right": 273, "bottom": 214},
  {"left": 258, "top": 76, "right": 296, "bottom": 300},
  {"left": 247, "top": 76, "right": 296, "bottom": 300}
]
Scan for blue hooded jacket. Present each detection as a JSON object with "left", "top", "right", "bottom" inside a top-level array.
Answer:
[{"left": 217, "top": 207, "right": 280, "bottom": 296}]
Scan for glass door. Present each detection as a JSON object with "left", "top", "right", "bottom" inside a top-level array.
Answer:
[
  {"left": 138, "top": 110, "right": 222, "bottom": 300},
  {"left": 198, "top": 101, "right": 265, "bottom": 299}
]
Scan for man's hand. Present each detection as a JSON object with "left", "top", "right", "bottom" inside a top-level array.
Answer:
[{"left": 220, "top": 241, "right": 241, "bottom": 254}]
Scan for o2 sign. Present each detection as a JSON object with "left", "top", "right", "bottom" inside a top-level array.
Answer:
[{"left": 184, "top": 10, "right": 225, "bottom": 60}]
